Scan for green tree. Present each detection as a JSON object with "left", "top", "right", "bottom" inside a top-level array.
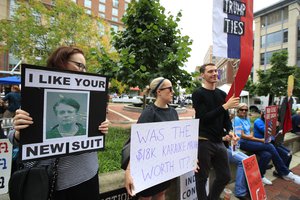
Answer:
[
  {"left": 0, "top": 0, "right": 114, "bottom": 71},
  {"left": 111, "top": 0, "right": 193, "bottom": 89},
  {"left": 255, "top": 50, "right": 295, "bottom": 104}
]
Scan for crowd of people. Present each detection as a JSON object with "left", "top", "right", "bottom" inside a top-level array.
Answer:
[{"left": 4, "top": 48, "right": 300, "bottom": 200}]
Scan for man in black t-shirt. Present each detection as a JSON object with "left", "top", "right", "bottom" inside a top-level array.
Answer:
[{"left": 192, "top": 63, "right": 239, "bottom": 200}]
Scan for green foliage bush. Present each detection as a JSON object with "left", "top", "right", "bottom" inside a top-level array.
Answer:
[{"left": 98, "top": 127, "right": 131, "bottom": 173}]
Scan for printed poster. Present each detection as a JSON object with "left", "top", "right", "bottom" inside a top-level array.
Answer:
[
  {"left": 130, "top": 119, "right": 199, "bottom": 194},
  {"left": 20, "top": 64, "right": 108, "bottom": 161},
  {"left": 242, "top": 155, "right": 267, "bottom": 200},
  {"left": 264, "top": 105, "right": 278, "bottom": 143},
  {"left": 0, "top": 139, "right": 12, "bottom": 194}
]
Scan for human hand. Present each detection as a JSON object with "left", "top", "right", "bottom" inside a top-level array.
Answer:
[
  {"left": 98, "top": 119, "right": 109, "bottom": 134},
  {"left": 222, "top": 135, "right": 232, "bottom": 142},
  {"left": 125, "top": 169, "right": 135, "bottom": 196},
  {"left": 13, "top": 109, "right": 33, "bottom": 140},
  {"left": 223, "top": 95, "right": 240, "bottom": 110},
  {"left": 194, "top": 159, "right": 200, "bottom": 173}
]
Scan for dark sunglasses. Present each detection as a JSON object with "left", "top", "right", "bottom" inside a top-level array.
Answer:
[
  {"left": 69, "top": 60, "right": 86, "bottom": 71},
  {"left": 239, "top": 109, "right": 248, "bottom": 112},
  {"left": 159, "top": 86, "right": 173, "bottom": 92}
]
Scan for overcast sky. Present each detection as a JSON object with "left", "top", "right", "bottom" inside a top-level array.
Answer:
[{"left": 159, "top": 0, "right": 281, "bottom": 72}]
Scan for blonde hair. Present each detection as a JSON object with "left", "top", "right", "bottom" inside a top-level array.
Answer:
[
  {"left": 143, "top": 77, "right": 165, "bottom": 97},
  {"left": 237, "top": 103, "right": 248, "bottom": 110}
]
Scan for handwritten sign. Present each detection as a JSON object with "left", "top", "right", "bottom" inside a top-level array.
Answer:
[
  {"left": 264, "top": 105, "right": 278, "bottom": 143},
  {"left": 180, "top": 171, "right": 198, "bottom": 200},
  {"left": 130, "top": 119, "right": 199, "bottom": 194},
  {"left": 0, "top": 139, "right": 12, "bottom": 194},
  {"left": 21, "top": 64, "right": 108, "bottom": 161},
  {"left": 242, "top": 155, "right": 267, "bottom": 200}
]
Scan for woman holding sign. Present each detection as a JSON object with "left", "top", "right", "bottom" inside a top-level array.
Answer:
[
  {"left": 124, "top": 77, "right": 178, "bottom": 200},
  {"left": 9, "top": 46, "right": 109, "bottom": 200}
]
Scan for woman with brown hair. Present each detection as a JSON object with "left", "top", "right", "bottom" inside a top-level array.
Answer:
[{"left": 9, "top": 46, "right": 109, "bottom": 200}]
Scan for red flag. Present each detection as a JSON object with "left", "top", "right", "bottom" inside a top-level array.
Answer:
[{"left": 283, "top": 99, "right": 292, "bottom": 134}]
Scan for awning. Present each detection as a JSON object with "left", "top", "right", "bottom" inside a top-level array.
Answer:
[{"left": 0, "top": 76, "right": 21, "bottom": 84}]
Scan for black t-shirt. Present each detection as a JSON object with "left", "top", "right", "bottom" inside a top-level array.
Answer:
[
  {"left": 192, "top": 87, "right": 231, "bottom": 142},
  {"left": 137, "top": 103, "right": 179, "bottom": 123}
]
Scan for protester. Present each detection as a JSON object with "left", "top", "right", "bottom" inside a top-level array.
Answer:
[
  {"left": 291, "top": 109, "right": 300, "bottom": 134},
  {"left": 235, "top": 103, "right": 300, "bottom": 185},
  {"left": 254, "top": 110, "right": 293, "bottom": 178},
  {"left": 0, "top": 85, "right": 21, "bottom": 118},
  {"left": 8, "top": 46, "right": 109, "bottom": 200},
  {"left": 47, "top": 97, "right": 86, "bottom": 139},
  {"left": 124, "top": 77, "right": 179, "bottom": 200},
  {"left": 192, "top": 63, "right": 240, "bottom": 200}
]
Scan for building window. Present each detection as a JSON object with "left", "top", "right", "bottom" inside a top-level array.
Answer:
[
  {"left": 99, "top": 0, "right": 106, "bottom": 3},
  {"left": 99, "top": 4, "right": 105, "bottom": 12},
  {"left": 84, "top": 0, "right": 92, "bottom": 8},
  {"left": 283, "top": 29, "right": 288, "bottom": 43},
  {"left": 261, "top": 35, "right": 266, "bottom": 48},
  {"left": 125, "top": 3, "right": 129, "bottom": 10},
  {"left": 260, "top": 53, "right": 265, "bottom": 65},
  {"left": 98, "top": 22, "right": 105, "bottom": 36},
  {"left": 111, "top": 24, "right": 119, "bottom": 33},
  {"left": 113, "top": 0, "right": 119, "bottom": 7},
  {"left": 112, "top": 17, "right": 118, "bottom": 22},
  {"left": 260, "top": 29, "right": 288, "bottom": 48},
  {"left": 99, "top": 13, "right": 105, "bottom": 18},
  {"left": 112, "top": 8, "right": 118, "bottom": 16},
  {"left": 85, "top": 9, "right": 91, "bottom": 15}
]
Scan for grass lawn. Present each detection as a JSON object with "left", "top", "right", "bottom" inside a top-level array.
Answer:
[{"left": 98, "top": 126, "right": 130, "bottom": 173}]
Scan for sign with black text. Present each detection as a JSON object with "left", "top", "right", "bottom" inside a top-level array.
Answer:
[
  {"left": 264, "top": 105, "right": 278, "bottom": 143},
  {"left": 20, "top": 65, "right": 108, "bottom": 161}
]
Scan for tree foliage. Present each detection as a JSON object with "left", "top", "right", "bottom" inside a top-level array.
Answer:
[
  {"left": 111, "top": 0, "right": 193, "bottom": 89},
  {"left": 0, "top": 0, "right": 115, "bottom": 71},
  {"left": 255, "top": 50, "right": 295, "bottom": 98}
]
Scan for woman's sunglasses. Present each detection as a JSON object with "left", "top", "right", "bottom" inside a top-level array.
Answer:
[
  {"left": 239, "top": 109, "right": 248, "bottom": 112},
  {"left": 159, "top": 86, "right": 173, "bottom": 92}
]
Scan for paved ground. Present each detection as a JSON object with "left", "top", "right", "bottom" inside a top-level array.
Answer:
[{"left": 1, "top": 103, "right": 299, "bottom": 200}]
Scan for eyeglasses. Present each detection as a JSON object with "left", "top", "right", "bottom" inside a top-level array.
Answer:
[
  {"left": 68, "top": 60, "right": 86, "bottom": 71},
  {"left": 159, "top": 86, "right": 173, "bottom": 92},
  {"left": 239, "top": 109, "right": 248, "bottom": 112}
]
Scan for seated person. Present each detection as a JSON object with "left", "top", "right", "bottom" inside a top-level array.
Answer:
[
  {"left": 254, "top": 111, "right": 292, "bottom": 178},
  {"left": 292, "top": 109, "right": 300, "bottom": 134},
  {"left": 234, "top": 103, "right": 300, "bottom": 185},
  {"left": 223, "top": 131, "right": 250, "bottom": 200}
]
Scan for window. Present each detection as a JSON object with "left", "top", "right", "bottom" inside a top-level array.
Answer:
[
  {"left": 99, "top": 0, "right": 106, "bottom": 3},
  {"left": 260, "top": 29, "right": 288, "bottom": 48},
  {"left": 9, "top": 0, "right": 17, "bottom": 19},
  {"left": 85, "top": 9, "right": 91, "bottom": 15},
  {"left": 84, "top": 0, "right": 92, "bottom": 8},
  {"left": 260, "top": 49, "right": 287, "bottom": 65},
  {"left": 113, "top": 0, "right": 119, "bottom": 7},
  {"left": 112, "top": 8, "right": 118, "bottom": 16},
  {"left": 111, "top": 24, "right": 119, "bottom": 33},
  {"left": 283, "top": 29, "right": 288, "bottom": 43},
  {"left": 261, "top": 35, "right": 266, "bottom": 48},
  {"left": 99, "top": 13, "right": 105, "bottom": 18},
  {"left": 99, "top": 4, "right": 105, "bottom": 12},
  {"left": 112, "top": 17, "right": 118, "bottom": 22},
  {"left": 98, "top": 22, "right": 105, "bottom": 36},
  {"left": 125, "top": 3, "right": 129, "bottom": 10}
]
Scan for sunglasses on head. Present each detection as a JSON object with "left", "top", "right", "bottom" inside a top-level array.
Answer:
[
  {"left": 239, "top": 109, "right": 248, "bottom": 112},
  {"left": 159, "top": 86, "right": 173, "bottom": 92},
  {"left": 69, "top": 60, "right": 86, "bottom": 71}
]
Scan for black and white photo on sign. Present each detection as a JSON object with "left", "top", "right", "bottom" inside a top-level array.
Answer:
[{"left": 43, "top": 89, "right": 89, "bottom": 141}]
